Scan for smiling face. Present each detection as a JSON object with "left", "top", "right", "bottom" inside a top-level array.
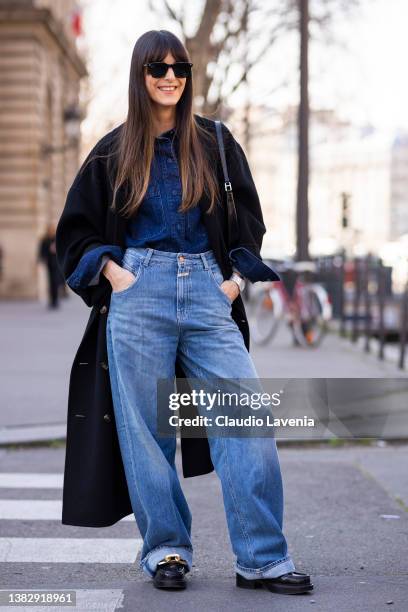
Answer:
[{"left": 144, "top": 52, "right": 186, "bottom": 109}]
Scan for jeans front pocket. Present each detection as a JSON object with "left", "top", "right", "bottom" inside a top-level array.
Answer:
[
  {"left": 208, "top": 263, "right": 232, "bottom": 305},
  {"left": 111, "top": 259, "right": 144, "bottom": 297}
]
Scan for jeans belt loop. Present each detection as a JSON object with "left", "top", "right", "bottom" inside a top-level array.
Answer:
[
  {"left": 143, "top": 248, "right": 154, "bottom": 267},
  {"left": 200, "top": 252, "right": 209, "bottom": 270}
]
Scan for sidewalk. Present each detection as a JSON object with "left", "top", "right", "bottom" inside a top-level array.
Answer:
[
  {"left": 0, "top": 293, "right": 407, "bottom": 444},
  {"left": 0, "top": 295, "right": 89, "bottom": 443}
]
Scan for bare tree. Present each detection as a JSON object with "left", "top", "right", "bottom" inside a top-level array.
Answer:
[
  {"left": 152, "top": 0, "right": 361, "bottom": 261},
  {"left": 149, "top": 0, "right": 294, "bottom": 119},
  {"left": 293, "top": 0, "right": 361, "bottom": 260},
  {"left": 296, "top": 0, "right": 309, "bottom": 261}
]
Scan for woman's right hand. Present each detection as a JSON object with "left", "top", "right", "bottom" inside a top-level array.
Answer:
[{"left": 102, "top": 259, "right": 136, "bottom": 293}]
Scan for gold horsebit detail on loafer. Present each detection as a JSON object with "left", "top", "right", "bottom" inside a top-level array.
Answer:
[{"left": 157, "top": 554, "right": 188, "bottom": 566}]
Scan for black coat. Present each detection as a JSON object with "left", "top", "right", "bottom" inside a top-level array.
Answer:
[{"left": 56, "top": 114, "right": 267, "bottom": 527}]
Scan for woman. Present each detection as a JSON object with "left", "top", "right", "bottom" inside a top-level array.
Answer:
[{"left": 56, "top": 30, "right": 313, "bottom": 595}]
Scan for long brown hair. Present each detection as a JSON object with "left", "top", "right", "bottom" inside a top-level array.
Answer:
[{"left": 107, "top": 30, "right": 221, "bottom": 219}]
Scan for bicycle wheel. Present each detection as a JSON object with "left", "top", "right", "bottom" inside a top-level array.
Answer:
[
  {"left": 251, "top": 287, "right": 283, "bottom": 345},
  {"left": 292, "top": 284, "right": 331, "bottom": 348}
]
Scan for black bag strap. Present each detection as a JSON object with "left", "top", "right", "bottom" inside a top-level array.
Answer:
[{"left": 214, "top": 120, "right": 240, "bottom": 247}]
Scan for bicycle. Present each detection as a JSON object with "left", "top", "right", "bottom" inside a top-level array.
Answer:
[{"left": 250, "top": 261, "right": 332, "bottom": 347}]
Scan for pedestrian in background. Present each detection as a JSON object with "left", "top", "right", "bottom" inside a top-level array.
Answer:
[{"left": 38, "top": 222, "right": 63, "bottom": 309}]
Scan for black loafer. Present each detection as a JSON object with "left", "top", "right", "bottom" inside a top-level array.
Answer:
[
  {"left": 236, "top": 571, "right": 313, "bottom": 595},
  {"left": 153, "top": 554, "right": 189, "bottom": 590}
]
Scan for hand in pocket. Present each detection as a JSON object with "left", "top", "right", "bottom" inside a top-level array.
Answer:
[{"left": 110, "top": 267, "right": 137, "bottom": 293}]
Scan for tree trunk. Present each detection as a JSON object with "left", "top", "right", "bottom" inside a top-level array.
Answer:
[{"left": 296, "top": 0, "right": 310, "bottom": 261}]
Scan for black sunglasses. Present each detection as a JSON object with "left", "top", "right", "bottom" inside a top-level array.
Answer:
[{"left": 143, "top": 62, "right": 193, "bottom": 79}]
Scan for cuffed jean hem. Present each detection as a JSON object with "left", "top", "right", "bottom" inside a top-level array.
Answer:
[
  {"left": 235, "top": 555, "right": 296, "bottom": 580},
  {"left": 140, "top": 545, "right": 193, "bottom": 578}
]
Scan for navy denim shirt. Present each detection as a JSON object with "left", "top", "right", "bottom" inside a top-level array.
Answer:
[
  {"left": 66, "top": 128, "right": 278, "bottom": 291},
  {"left": 125, "top": 127, "right": 210, "bottom": 253}
]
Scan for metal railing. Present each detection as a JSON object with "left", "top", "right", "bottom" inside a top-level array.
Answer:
[
  {"left": 321, "top": 254, "right": 407, "bottom": 370},
  {"left": 259, "top": 253, "right": 407, "bottom": 370}
]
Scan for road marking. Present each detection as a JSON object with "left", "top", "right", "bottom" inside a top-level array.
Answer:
[
  {"left": 0, "top": 589, "right": 124, "bottom": 611},
  {"left": 0, "top": 473, "right": 63, "bottom": 489},
  {"left": 0, "top": 500, "right": 133, "bottom": 522},
  {"left": 0, "top": 538, "right": 142, "bottom": 563}
]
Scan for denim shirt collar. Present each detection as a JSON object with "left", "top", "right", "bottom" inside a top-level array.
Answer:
[
  {"left": 155, "top": 127, "right": 176, "bottom": 141},
  {"left": 154, "top": 128, "right": 177, "bottom": 156}
]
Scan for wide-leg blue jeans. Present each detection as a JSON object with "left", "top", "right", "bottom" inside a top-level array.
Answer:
[{"left": 106, "top": 247, "right": 295, "bottom": 579}]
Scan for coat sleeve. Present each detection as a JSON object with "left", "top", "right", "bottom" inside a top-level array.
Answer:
[
  {"left": 222, "top": 124, "right": 266, "bottom": 258},
  {"left": 222, "top": 124, "right": 280, "bottom": 283},
  {"left": 65, "top": 245, "right": 124, "bottom": 289},
  {"left": 55, "top": 143, "right": 124, "bottom": 307},
  {"left": 88, "top": 253, "right": 113, "bottom": 286}
]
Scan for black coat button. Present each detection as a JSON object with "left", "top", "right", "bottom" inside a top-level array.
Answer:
[
  {"left": 100, "top": 305, "right": 108, "bottom": 314},
  {"left": 100, "top": 361, "right": 109, "bottom": 370},
  {"left": 103, "top": 414, "right": 111, "bottom": 422}
]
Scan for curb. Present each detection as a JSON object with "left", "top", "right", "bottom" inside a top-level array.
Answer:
[{"left": 0, "top": 424, "right": 66, "bottom": 447}]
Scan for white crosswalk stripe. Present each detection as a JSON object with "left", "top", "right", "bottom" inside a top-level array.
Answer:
[
  {"left": 0, "top": 499, "right": 133, "bottom": 521},
  {"left": 0, "top": 470, "right": 142, "bottom": 604},
  {"left": 0, "top": 473, "right": 62, "bottom": 489},
  {"left": 0, "top": 538, "right": 140, "bottom": 563}
]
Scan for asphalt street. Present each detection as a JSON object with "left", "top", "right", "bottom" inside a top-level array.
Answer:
[
  {"left": 0, "top": 292, "right": 407, "bottom": 610},
  {"left": 0, "top": 443, "right": 407, "bottom": 611}
]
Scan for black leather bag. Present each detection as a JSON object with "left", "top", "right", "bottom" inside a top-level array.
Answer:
[{"left": 214, "top": 120, "right": 280, "bottom": 283}]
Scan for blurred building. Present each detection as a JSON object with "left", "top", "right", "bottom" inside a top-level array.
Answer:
[
  {"left": 234, "top": 105, "right": 408, "bottom": 260},
  {"left": 310, "top": 121, "right": 392, "bottom": 256},
  {"left": 390, "top": 134, "right": 408, "bottom": 240},
  {"left": 0, "top": 0, "right": 87, "bottom": 299}
]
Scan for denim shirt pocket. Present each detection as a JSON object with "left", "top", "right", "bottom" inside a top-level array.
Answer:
[{"left": 134, "top": 183, "right": 166, "bottom": 240}]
